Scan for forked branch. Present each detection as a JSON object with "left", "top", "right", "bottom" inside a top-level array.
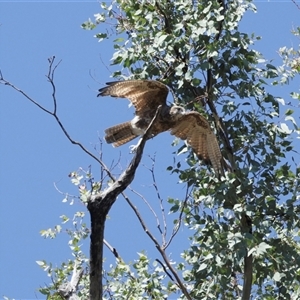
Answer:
[
  {"left": 1, "top": 59, "right": 192, "bottom": 299},
  {"left": 0, "top": 58, "right": 115, "bottom": 181}
]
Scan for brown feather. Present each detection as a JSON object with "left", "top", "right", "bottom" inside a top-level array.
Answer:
[
  {"left": 104, "top": 121, "right": 138, "bottom": 147},
  {"left": 170, "top": 112, "right": 223, "bottom": 175},
  {"left": 98, "top": 80, "right": 224, "bottom": 176},
  {"left": 97, "top": 80, "right": 169, "bottom": 115}
]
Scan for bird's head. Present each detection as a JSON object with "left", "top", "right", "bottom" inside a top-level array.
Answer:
[{"left": 170, "top": 105, "right": 185, "bottom": 119}]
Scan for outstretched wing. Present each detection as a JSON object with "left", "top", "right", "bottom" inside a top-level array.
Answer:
[
  {"left": 97, "top": 80, "right": 169, "bottom": 115},
  {"left": 170, "top": 112, "right": 223, "bottom": 176}
]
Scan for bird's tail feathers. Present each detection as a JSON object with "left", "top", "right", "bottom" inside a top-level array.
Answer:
[{"left": 105, "top": 121, "right": 138, "bottom": 147}]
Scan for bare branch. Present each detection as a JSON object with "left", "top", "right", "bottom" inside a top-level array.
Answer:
[
  {"left": 0, "top": 70, "right": 53, "bottom": 115},
  {"left": 2, "top": 59, "right": 156, "bottom": 299},
  {"left": 123, "top": 180, "right": 192, "bottom": 300},
  {"left": 164, "top": 184, "right": 191, "bottom": 250},
  {"left": 1, "top": 58, "right": 192, "bottom": 299},
  {"left": 291, "top": 0, "right": 300, "bottom": 10},
  {"left": 155, "top": 258, "right": 175, "bottom": 282},
  {"left": 146, "top": 155, "right": 167, "bottom": 246},
  {"left": 46, "top": 56, "right": 61, "bottom": 115},
  {"left": 103, "top": 239, "right": 121, "bottom": 260},
  {"left": 1, "top": 59, "right": 116, "bottom": 183},
  {"left": 53, "top": 181, "right": 78, "bottom": 203},
  {"left": 128, "top": 187, "right": 162, "bottom": 234},
  {"left": 58, "top": 261, "right": 83, "bottom": 300},
  {"left": 88, "top": 105, "right": 163, "bottom": 300}
]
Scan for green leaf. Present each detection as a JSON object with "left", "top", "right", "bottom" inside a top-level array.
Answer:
[
  {"left": 280, "top": 123, "right": 292, "bottom": 134},
  {"left": 273, "top": 271, "right": 284, "bottom": 282},
  {"left": 198, "top": 263, "right": 207, "bottom": 271},
  {"left": 95, "top": 33, "right": 108, "bottom": 41},
  {"left": 36, "top": 260, "right": 46, "bottom": 266},
  {"left": 254, "top": 242, "right": 272, "bottom": 257},
  {"left": 285, "top": 109, "right": 294, "bottom": 116},
  {"left": 285, "top": 115, "right": 297, "bottom": 126}
]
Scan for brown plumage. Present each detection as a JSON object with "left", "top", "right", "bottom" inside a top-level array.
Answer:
[
  {"left": 104, "top": 121, "right": 136, "bottom": 147},
  {"left": 97, "top": 80, "right": 224, "bottom": 176}
]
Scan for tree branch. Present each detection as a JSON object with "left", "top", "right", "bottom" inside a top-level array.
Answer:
[
  {"left": 0, "top": 59, "right": 116, "bottom": 182},
  {"left": 58, "top": 261, "right": 83, "bottom": 300},
  {"left": 123, "top": 183, "right": 192, "bottom": 300},
  {"left": 87, "top": 105, "right": 162, "bottom": 300},
  {"left": 103, "top": 239, "right": 121, "bottom": 260},
  {"left": 164, "top": 184, "right": 191, "bottom": 250},
  {"left": 1, "top": 57, "right": 191, "bottom": 299},
  {"left": 128, "top": 187, "right": 163, "bottom": 235},
  {"left": 1, "top": 59, "right": 162, "bottom": 299},
  {"left": 241, "top": 213, "right": 253, "bottom": 300},
  {"left": 143, "top": 155, "right": 168, "bottom": 245},
  {"left": 155, "top": 258, "right": 174, "bottom": 282}
]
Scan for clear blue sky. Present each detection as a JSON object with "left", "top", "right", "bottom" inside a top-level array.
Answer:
[{"left": 0, "top": 1, "right": 299, "bottom": 299}]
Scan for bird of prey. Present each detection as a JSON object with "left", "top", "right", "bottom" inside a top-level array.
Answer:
[{"left": 97, "top": 80, "right": 223, "bottom": 176}]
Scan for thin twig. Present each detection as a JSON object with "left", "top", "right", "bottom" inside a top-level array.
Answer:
[
  {"left": 103, "top": 239, "right": 121, "bottom": 260},
  {"left": 53, "top": 181, "right": 77, "bottom": 201},
  {"left": 128, "top": 187, "right": 162, "bottom": 234},
  {"left": 148, "top": 155, "right": 167, "bottom": 246},
  {"left": 46, "top": 56, "right": 61, "bottom": 115},
  {"left": 164, "top": 184, "right": 191, "bottom": 250},
  {"left": 124, "top": 192, "right": 192, "bottom": 299},
  {"left": 155, "top": 258, "right": 175, "bottom": 282},
  {"left": 95, "top": 136, "right": 105, "bottom": 183},
  {"left": 0, "top": 60, "right": 116, "bottom": 183},
  {"left": 291, "top": 0, "right": 300, "bottom": 10}
]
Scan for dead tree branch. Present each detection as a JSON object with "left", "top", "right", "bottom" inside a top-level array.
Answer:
[
  {"left": 155, "top": 258, "right": 174, "bottom": 282},
  {"left": 148, "top": 155, "right": 168, "bottom": 246},
  {"left": 87, "top": 105, "right": 162, "bottom": 300},
  {"left": 291, "top": 0, "right": 300, "bottom": 10},
  {"left": 164, "top": 183, "right": 191, "bottom": 250},
  {"left": 103, "top": 239, "right": 121, "bottom": 260},
  {"left": 128, "top": 187, "right": 163, "bottom": 234},
  {"left": 1, "top": 58, "right": 192, "bottom": 299},
  {"left": 58, "top": 261, "right": 83, "bottom": 300},
  {"left": 0, "top": 58, "right": 115, "bottom": 182},
  {"left": 1, "top": 59, "right": 157, "bottom": 299},
  {"left": 123, "top": 185, "right": 192, "bottom": 300}
]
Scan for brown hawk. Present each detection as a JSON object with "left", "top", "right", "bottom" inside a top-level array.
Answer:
[{"left": 97, "top": 80, "right": 223, "bottom": 176}]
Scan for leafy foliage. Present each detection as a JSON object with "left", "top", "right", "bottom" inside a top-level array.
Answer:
[
  {"left": 37, "top": 0, "right": 300, "bottom": 299},
  {"left": 103, "top": 254, "right": 177, "bottom": 299},
  {"left": 37, "top": 207, "right": 90, "bottom": 299}
]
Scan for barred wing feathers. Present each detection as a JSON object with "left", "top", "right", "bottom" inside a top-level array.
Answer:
[
  {"left": 104, "top": 121, "right": 137, "bottom": 147},
  {"left": 170, "top": 112, "right": 223, "bottom": 175},
  {"left": 97, "top": 80, "right": 169, "bottom": 115}
]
